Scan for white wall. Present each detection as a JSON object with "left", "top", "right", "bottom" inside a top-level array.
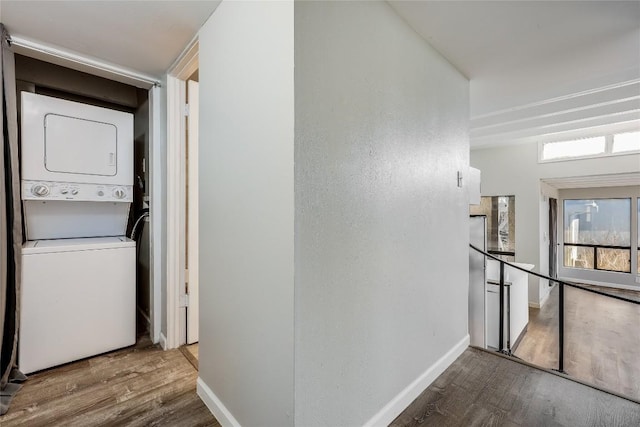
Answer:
[
  {"left": 471, "top": 143, "right": 640, "bottom": 305},
  {"left": 197, "top": 2, "right": 295, "bottom": 426},
  {"left": 294, "top": 2, "right": 469, "bottom": 426}
]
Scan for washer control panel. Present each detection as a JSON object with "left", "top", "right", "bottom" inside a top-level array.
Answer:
[{"left": 22, "top": 180, "right": 133, "bottom": 202}]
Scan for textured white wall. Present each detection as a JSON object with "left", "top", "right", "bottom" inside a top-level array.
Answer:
[
  {"left": 294, "top": 2, "right": 470, "bottom": 426},
  {"left": 197, "top": 1, "right": 295, "bottom": 426},
  {"left": 472, "top": 143, "right": 640, "bottom": 304}
]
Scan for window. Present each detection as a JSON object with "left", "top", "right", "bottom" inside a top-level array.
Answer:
[
  {"left": 612, "top": 131, "right": 640, "bottom": 154},
  {"left": 563, "top": 198, "right": 631, "bottom": 273},
  {"left": 540, "top": 131, "right": 640, "bottom": 162},
  {"left": 542, "top": 137, "right": 605, "bottom": 161}
]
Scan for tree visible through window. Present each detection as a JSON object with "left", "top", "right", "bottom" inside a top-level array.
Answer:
[{"left": 563, "top": 198, "right": 631, "bottom": 273}]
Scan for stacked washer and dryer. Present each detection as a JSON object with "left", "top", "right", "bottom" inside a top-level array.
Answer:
[{"left": 19, "top": 92, "right": 136, "bottom": 374}]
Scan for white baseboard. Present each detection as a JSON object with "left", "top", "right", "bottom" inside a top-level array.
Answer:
[
  {"left": 197, "top": 377, "right": 242, "bottom": 427},
  {"left": 363, "top": 334, "right": 470, "bottom": 427},
  {"left": 159, "top": 332, "right": 167, "bottom": 350},
  {"left": 538, "top": 289, "right": 552, "bottom": 308},
  {"left": 529, "top": 283, "right": 555, "bottom": 309}
]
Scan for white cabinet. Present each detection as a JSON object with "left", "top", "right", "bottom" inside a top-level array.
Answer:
[{"left": 486, "top": 260, "right": 533, "bottom": 350}]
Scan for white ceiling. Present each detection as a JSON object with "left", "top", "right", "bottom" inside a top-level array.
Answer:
[
  {"left": 1, "top": 0, "right": 221, "bottom": 78},
  {"left": 389, "top": 1, "right": 640, "bottom": 147},
  {"left": 389, "top": 1, "right": 640, "bottom": 113}
]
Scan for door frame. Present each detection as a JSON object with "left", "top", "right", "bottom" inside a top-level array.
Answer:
[{"left": 165, "top": 38, "right": 199, "bottom": 349}]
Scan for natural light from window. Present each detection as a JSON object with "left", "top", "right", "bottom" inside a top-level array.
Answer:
[
  {"left": 563, "top": 198, "right": 631, "bottom": 273},
  {"left": 612, "top": 131, "right": 640, "bottom": 153},
  {"left": 542, "top": 137, "right": 606, "bottom": 161}
]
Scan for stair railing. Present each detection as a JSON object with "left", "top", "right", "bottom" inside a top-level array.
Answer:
[{"left": 470, "top": 243, "right": 640, "bottom": 373}]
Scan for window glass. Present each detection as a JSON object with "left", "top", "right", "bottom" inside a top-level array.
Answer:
[
  {"left": 564, "top": 199, "right": 630, "bottom": 246},
  {"left": 612, "top": 131, "right": 640, "bottom": 153},
  {"left": 563, "top": 199, "right": 631, "bottom": 273},
  {"left": 542, "top": 137, "right": 605, "bottom": 161}
]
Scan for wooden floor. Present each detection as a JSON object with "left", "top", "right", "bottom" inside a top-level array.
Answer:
[
  {"left": 515, "top": 284, "right": 640, "bottom": 401},
  {"left": 180, "top": 343, "right": 199, "bottom": 370},
  {"left": 1, "top": 339, "right": 219, "bottom": 427},
  {"left": 391, "top": 347, "right": 640, "bottom": 427}
]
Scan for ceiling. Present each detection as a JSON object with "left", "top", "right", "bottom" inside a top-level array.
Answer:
[
  {"left": 542, "top": 172, "right": 640, "bottom": 190},
  {"left": 0, "top": 1, "right": 221, "bottom": 78},
  {"left": 1, "top": 1, "right": 638, "bottom": 147},
  {"left": 389, "top": 1, "right": 640, "bottom": 147}
]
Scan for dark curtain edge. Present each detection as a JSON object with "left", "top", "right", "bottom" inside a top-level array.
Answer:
[{"left": 0, "top": 22, "right": 26, "bottom": 417}]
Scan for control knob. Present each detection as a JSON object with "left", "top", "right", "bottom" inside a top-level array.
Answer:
[
  {"left": 113, "top": 187, "right": 126, "bottom": 199},
  {"left": 31, "top": 183, "right": 50, "bottom": 197}
]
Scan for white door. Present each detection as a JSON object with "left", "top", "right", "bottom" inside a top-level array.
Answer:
[{"left": 186, "top": 80, "right": 199, "bottom": 344}]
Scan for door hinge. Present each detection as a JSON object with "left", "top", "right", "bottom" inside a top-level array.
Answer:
[
  {"left": 179, "top": 294, "right": 189, "bottom": 308},
  {"left": 183, "top": 103, "right": 190, "bottom": 117}
]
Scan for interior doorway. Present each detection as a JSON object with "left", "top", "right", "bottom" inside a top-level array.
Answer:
[
  {"left": 549, "top": 197, "right": 558, "bottom": 281},
  {"left": 186, "top": 76, "right": 200, "bottom": 346}
]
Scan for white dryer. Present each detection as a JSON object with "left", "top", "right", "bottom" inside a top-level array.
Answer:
[{"left": 21, "top": 92, "right": 133, "bottom": 240}]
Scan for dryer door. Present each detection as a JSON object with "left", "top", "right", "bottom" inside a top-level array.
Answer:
[
  {"left": 45, "top": 114, "right": 117, "bottom": 177},
  {"left": 21, "top": 92, "right": 133, "bottom": 186}
]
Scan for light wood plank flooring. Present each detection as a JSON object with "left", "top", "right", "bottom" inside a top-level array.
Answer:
[
  {"left": 180, "top": 343, "right": 199, "bottom": 370},
  {"left": 391, "top": 347, "right": 640, "bottom": 426},
  {"left": 514, "top": 284, "right": 640, "bottom": 401},
  {"left": 1, "top": 339, "right": 219, "bottom": 426}
]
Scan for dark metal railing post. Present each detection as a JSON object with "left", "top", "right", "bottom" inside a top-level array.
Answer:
[
  {"left": 499, "top": 261, "right": 505, "bottom": 353},
  {"left": 506, "top": 283, "right": 511, "bottom": 354},
  {"left": 558, "top": 281, "right": 565, "bottom": 373}
]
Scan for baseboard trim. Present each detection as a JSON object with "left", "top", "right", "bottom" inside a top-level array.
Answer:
[
  {"left": 538, "top": 290, "right": 552, "bottom": 308},
  {"left": 559, "top": 276, "right": 640, "bottom": 292},
  {"left": 197, "top": 377, "right": 242, "bottom": 427},
  {"left": 159, "top": 332, "right": 167, "bottom": 350},
  {"left": 363, "top": 334, "right": 470, "bottom": 427}
]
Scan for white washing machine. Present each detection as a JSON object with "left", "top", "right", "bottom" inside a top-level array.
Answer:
[
  {"left": 19, "top": 92, "right": 136, "bottom": 373},
  {"left": 19, "top": 237, "right": 136, "bottom": 374}
]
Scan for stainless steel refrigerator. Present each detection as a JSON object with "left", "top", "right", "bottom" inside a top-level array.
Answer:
[{"left": 469, "top": 215, "right": 487, "bottom": 347}]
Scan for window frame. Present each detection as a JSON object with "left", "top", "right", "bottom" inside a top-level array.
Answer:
[{"left": 562, "top": 197, "right": 633, "bottom": 274}]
